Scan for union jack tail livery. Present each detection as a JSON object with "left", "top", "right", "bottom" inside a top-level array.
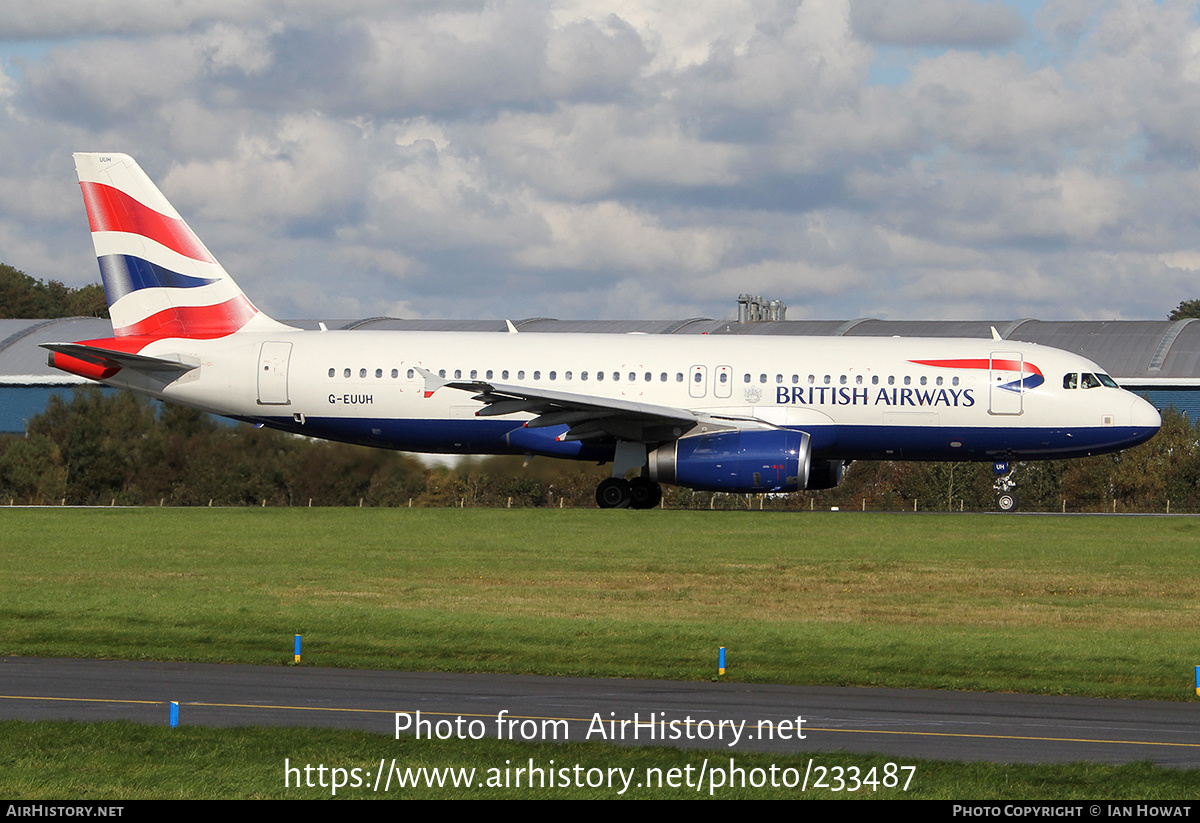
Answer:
[{"left": 74, "top": 152, "right": 290, "bottom": 338}]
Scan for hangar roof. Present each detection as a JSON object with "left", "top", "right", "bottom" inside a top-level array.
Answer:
[{"left": 3, "top": 316, "right": 1199, "bottom": 386}]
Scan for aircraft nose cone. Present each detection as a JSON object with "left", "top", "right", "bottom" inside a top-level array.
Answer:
[{"left": 1131, "top": 396, "right": 1162, "bottom": 430}]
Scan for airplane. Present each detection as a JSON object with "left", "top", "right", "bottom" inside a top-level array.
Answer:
[{"left": 44, "top": 153, "right": 1162, "bottom": 510}]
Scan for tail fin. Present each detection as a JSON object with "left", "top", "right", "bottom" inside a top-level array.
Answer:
[{"left": 74, "top": 152, "right": 293, "bottom": 338}]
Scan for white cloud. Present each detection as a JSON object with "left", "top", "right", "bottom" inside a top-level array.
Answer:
[
  {"left": 850, "top": 0, "right": 1026, "bottom": 48},
  {"left": 2, "top": 0, "right": 1200, "bottom": 324},
  {"left": 514, "top": 200, "right": 727, "bottom": 274}
]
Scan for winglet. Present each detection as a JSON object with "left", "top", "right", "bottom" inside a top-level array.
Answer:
[
  {"left": 413, "top": 366, "right": 448, "bottom": 398},
  {"left": 991, "top": 326, "right": 1003, "bottom": 341},
  {"left": 505, "top": 319, "right": 519, "bottom": 334}
]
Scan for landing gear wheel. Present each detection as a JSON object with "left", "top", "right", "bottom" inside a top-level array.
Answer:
[
  {"left": 628, "top": 477, "right": 663, "bottom": 510},
  {"left": 996, "top": 492, "right": 1019, "bottom": 512},
  {"left": 596, "top": 478, "right": 632, "bottom": 509}
]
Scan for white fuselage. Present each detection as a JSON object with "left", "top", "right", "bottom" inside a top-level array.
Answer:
[{"left": 109, "top": 329, "right": 1161, "bottom": 463}]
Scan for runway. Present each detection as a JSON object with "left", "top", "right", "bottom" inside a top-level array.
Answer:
[{"left": 3, "top": 657, "right": 1198, "bottom": 768}]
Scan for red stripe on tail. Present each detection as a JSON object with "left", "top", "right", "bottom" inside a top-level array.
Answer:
[
  {"left": 80, "top": 181, "right": 217, "bottom": 264},
  {"left": 113, "top": 295, "right": 258, "bottom": 338}
]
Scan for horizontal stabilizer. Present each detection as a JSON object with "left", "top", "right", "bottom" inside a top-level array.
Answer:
[{"left": 42, "top": 342, "right": 199, "bottom": 379}]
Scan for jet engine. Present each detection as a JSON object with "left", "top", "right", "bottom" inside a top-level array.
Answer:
[
  {"left": 806, "top": 458, "right": 844, "bottom": 490},
  {"left": 647, "top": 429, "right": 824, "bottom": 493}
]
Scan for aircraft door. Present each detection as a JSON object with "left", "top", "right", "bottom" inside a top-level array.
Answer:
[
  {"left": 715, "top": 365, "right": 732, "bottom": 398},
  {"left": 258, "top": 341, "right": 292, "bottom": 405},
  {"left": 689, "top": 365, "right": 708, "bottom": 398},
  {"left": 989, "top": 351, "right": 1023, "bottom": 415}
]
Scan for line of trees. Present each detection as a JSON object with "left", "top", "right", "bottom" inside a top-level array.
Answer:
[
  {"left": 3, "top": 388, "right": 1200, "bottom": 512},
  {"left": 0, "top": 264, "right": 108, "bottom": 319}
]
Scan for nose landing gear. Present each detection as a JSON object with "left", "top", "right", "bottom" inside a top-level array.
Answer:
[{"left": 994, "top": 459, "right": 1019, "bottom": 512}]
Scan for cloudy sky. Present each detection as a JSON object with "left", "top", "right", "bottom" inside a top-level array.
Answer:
[{"left": 2, "top": 0, "right": 1200, "bottom": 323}]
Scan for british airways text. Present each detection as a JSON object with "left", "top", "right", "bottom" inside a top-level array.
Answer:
[{"left": 775, "top": 387, "right": 975, "bottom": 407}]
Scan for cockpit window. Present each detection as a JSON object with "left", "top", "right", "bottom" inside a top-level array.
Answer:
[
  {"left": 1097, "top": 373, "right": 1118, "bottom": 388},
  {"left": 1063, "top": 373, "right": 1078, "bottom": 390},
  {"left": 1081, "top": 373, "right": 1101, "bottom": 389}
]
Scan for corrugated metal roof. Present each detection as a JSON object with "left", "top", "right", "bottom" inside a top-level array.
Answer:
[
  {"left": 0, "top": 317, "right": 113, "bottom": 383},
  {"left": 5, "top": 315, "right": 1200, "bottom": 382},
  {"left": 1003, "top": 321, "right": 1173, "bottom": 377}
]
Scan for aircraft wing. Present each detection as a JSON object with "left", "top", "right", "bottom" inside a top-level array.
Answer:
[{"left": 418, "top": 368, "right": 715, "bottom": 443}]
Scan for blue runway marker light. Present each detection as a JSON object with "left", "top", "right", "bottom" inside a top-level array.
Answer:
[
  {"left": 294, "top": 634, "right": 302, "bottom": 664},
  {"left": 169, "top": 701, "right": 179, "bottom": 727},
  {"left": 718, "top": 646, "right": 726, "bottom": 676}
]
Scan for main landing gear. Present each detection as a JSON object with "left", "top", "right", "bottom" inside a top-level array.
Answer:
[{"left": 595, "top": 476, "right": 663, "bottom": 509}]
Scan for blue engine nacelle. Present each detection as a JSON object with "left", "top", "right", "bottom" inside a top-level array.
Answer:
[{"left": 647, "top": 430, "right": 815, "bottom": 493}]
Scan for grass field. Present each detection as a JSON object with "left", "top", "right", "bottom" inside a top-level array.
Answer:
[
  {"left": 4, "top": 507, "right": 1200, "bottom": 799},
  {"left": 4, "top": 507, "right": 1200, "bottom": 698}
]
